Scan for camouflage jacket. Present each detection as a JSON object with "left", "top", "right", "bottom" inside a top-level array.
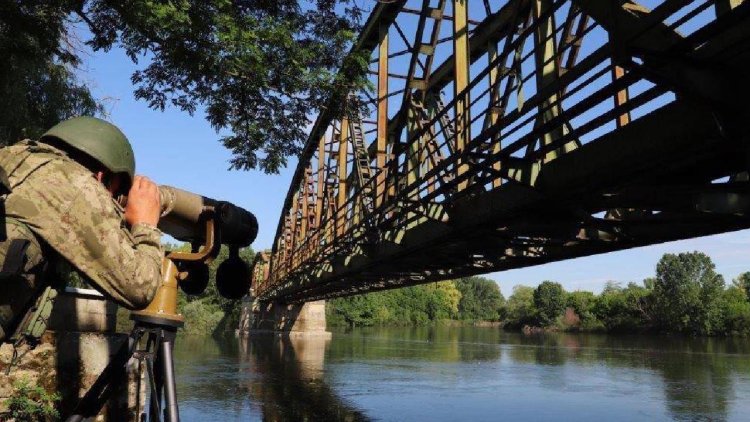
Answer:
[{"left": 0, "top": 140, "right": 163, "bottom": 316}]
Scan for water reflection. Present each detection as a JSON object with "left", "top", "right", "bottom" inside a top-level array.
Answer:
[
  {"left": 495, "top": 332, "right": 750, "bottom": 421},
  {"left": 174, "top": 328, "right": 750, "bottom": 421},
  {"left": 239, "top": 335, "right": 370, "bottom": 421}
]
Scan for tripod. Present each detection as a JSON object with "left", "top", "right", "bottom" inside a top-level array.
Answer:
[{"left": 65, "top": 313, "right": 183, "bottom": 422}]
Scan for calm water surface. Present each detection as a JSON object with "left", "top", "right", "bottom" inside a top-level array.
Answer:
[{"left": 173, "top": 327, "right": 750, "bottom": 421}]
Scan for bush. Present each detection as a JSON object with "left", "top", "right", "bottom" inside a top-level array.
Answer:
[
  {"left": 593, "top": 282, "right": 652, "bottom": 332},
  {"left": 722, "top": 287, "right": 750, "bottom": 335},
  {"left": 180, "top": 299, "right": 225, "bottom": 335},
  {"left": 3, "top": 377, "right": 60, "bottom": 422}
]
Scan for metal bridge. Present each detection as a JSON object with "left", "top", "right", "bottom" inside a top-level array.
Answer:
[{"left": 252, "top": 0, "right": 750, "bottom": 303}]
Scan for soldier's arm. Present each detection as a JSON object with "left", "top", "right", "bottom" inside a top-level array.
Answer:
[{"left": 57, "top": 190, "right": 164, "bottom": 309}]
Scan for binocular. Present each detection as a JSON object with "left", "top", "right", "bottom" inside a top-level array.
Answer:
[
  {"left": 120, "top": 185, "right": 258, "bottom": 300},
  {"left": 157, "top": 185, "right": 257, "bottom": 247}
]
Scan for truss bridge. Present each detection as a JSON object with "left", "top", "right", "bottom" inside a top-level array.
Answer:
[{"left": 252, "top": 0, "right": 750, "bottom": 304}]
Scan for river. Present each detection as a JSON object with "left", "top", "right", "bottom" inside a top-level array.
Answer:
[{"left": 172, "top": 327, "right": 750, "bottom": 421}]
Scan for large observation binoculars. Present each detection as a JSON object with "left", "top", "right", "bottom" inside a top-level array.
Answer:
[
  {"left": 120, "top": 185, "right": 258, "bottom": 325},
  {"left": 157, "top": 186, "right": 258, "bottom": 300},
  {"left": 156, "top": 185, "right": 257, "bottom": 247}
]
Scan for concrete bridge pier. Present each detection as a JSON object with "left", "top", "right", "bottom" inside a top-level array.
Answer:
[{"left": 238, "top": 289, "right": 331, "bottom": 338}]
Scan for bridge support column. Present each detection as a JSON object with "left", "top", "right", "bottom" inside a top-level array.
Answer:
[{"left": 238, "top": 289, "right": 331, "bottom": 338}]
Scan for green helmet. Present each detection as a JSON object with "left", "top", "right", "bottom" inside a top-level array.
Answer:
[{"left": 40, "top": 116, "right": 135, "bottom": 185}]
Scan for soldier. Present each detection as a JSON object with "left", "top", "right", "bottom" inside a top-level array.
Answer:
[{"left": 0, "top": 116, "right": 163, "bottom": 342}]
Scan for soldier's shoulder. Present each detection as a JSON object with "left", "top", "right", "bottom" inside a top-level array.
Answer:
[
  {"left": 15, "top": 141, "right": 109, "bottom": 199},
  {"left": 0, "top": 140, "right": 33, "bottom": 156}
]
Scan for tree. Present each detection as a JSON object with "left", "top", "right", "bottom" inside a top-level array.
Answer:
[
  {"left": 505, "top": 285, "right": 535, "bottom": 327},
  {"left": 643, "top": 277, "right": 656, "bottom": 291},
  {"left": 0, "top": 1, "right": 102, "bottom": 143},
  {"left": 533, "top": 281, "right": 565, "bottom": 325},
  {"left": 733, "top": 272, "right": 750, "bottom": 301},
  {"left": 1, "top": 1, "right": 366, "bottom": 173},
  {"left": 653, "top": 251, "right": 725, "bottom": 335},
  {"left": 427, "top": 281, "right": 462, "bottom": 320},
  {"left": 566, "top": 291, "right": 597, "bottom": 322},
  {"left": 593, "top": 282, "right": 653, "bottom": 332},
  {"left": 454, "top": 277, "right": 504, "bottom": 321},
  {"left": 721, "top": 286, "right": 750, "bottom": 335}
]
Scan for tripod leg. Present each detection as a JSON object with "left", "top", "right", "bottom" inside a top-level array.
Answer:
[
  {"left": 145, "top": 353, "right": 161, "bottom": 421},
  {"left": 149, "top": 332, "right": 164, "bottom": 422},
  {"left": 160, "top": 329, "right": 180, "bottom": 422},
  {"left": 65, "top": 329, "right": 143, "bottom": 422}
]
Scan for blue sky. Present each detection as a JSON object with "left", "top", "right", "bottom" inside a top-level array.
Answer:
[{"left": 73, "top": 3, "right": 750, "bottom": 297}]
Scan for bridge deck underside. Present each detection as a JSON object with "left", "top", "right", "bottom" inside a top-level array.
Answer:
[{"left": 258, "top": 0, "right": 750, "bottom": 303}]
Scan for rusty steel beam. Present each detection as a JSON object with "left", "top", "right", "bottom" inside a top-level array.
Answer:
[{"left": 386, "top": 0, "right": 531, "bottom": 145}]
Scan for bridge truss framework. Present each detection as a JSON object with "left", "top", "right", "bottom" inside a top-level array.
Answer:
[{"left": 254, "top": 0, "right": 750, "bottom": 303}]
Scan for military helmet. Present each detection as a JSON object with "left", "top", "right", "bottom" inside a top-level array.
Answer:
[{"left": 40, "top": 116, "right": 135, "bottom": 184}]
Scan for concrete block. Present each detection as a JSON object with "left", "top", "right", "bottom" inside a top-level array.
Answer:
[
  {"left": 0, "top": 289, "right": 141, "bottom": 421},
  {"left": 241, "top": 297, "right": 331, "bottom": 338}
]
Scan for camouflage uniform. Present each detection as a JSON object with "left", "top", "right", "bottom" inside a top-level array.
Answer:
[{"left": 0, "top": 140, "right": 163, "bottom": 340}]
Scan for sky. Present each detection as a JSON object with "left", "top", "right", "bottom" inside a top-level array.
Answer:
[{"left": 72, "top": 2, "right": 750, "bottom": 298}]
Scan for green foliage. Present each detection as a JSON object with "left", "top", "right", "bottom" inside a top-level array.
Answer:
[
  {"left": 0, "top": 1, "right": 103, "bottom": 144},
  {"left": 3, "top": 377, "right": 60, "bottom": 422},
  {"left": 435, "top": 281, "right": 462, "bottom": 318},
  {"left": 653, "top": 252, "right": 725, "bottom": 335},
  {"left": 566, "top": 291, "right": 596, "bottom": 321},
  {"left": 733, "top": 272, "right": 750, "bottom": 301},
  {"left": 720, "top": 286, "right": 750, "bottom": 335},
  {"left": 533, "top": 281, "right": 565, "bottom": 326},
  {"left": 497, "top": 252, "right": 750, "bottom": 336},
  {"left": 592, "top": 282, "right": 653, "bottom": 332},
  {"left": 643, "top": 277, "right": 656, "bottom": 290},
  {"left": 565, "top": 290, "right": 603, "bottom": 330},
  {"left": 1, "top": 1, "right": 366, "bottom": 173},
  {"left": 326, "top": 249, "right": 750, "bottom": 337},
  {"left": 505, "top": 286, "right": 536, "bottom": 327},
  {"left": 180, "top": 298, "right": 225, "bottom": 335},
  {"left": 327, "top": 281, "right": 465, "bottom": 327},
  {"left": 454, "top": 276, "right": 504, "bottom": 321}
]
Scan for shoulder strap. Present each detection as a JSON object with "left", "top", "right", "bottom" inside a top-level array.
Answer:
[
  {"left": 0, "top": 166, "right": 9, "bottom": 195},
  {"left": 1, "top": 238, "right": 30, "bottom": 275}
]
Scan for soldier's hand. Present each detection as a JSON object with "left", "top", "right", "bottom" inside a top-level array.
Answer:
[{"left": 125, "top": 175, "right": 161, "bottom": 227}]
